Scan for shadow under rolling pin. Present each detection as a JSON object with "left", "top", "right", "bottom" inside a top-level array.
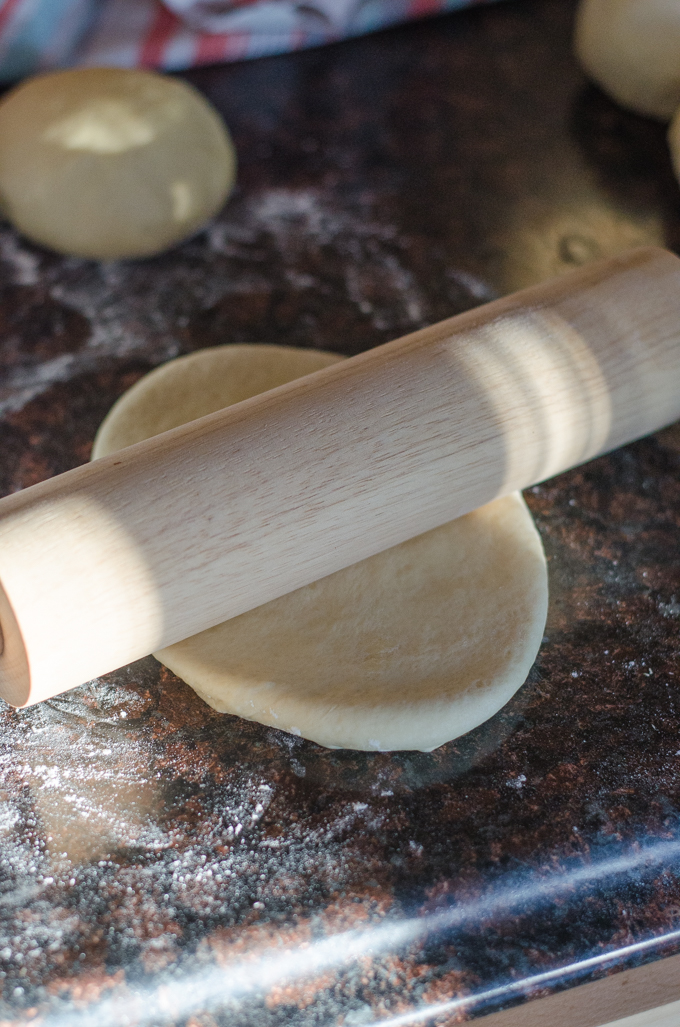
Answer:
[{"left": 1, "top": 245, "right": 680, "bottom": 708}]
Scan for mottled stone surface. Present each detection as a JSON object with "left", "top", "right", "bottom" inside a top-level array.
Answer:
[{"left": 2, "top": 0, "right": 680, "bottom": 1023}]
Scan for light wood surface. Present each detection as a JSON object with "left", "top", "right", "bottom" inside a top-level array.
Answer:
[
  {"left": 478, "top": 951, "right": 680, "bottom": 1027},
  {"left": 2, "top": 246, "right": 680, "bottom": 706},
  {"left": 603, "top": 999, "right": 680, "bottom": 1027}
]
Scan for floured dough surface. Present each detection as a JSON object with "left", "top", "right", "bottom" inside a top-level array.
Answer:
[{"left": 93, "top": 345, "right": 548, "bottom": 752}]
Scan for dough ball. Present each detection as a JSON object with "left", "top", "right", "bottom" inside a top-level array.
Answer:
[
  {"left": 574, "top": 0, "right": 680, "bottom": 120},
  {"left": 93, "top": 345, "right": 548, "bottom": 752},
  {"left": 0, "top": 68, "right": 236, "bottom": 259}
]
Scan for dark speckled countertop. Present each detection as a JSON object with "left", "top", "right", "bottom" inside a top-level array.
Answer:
[{"left": 2, "top": 1, "right": 680, "bottom": 1023}]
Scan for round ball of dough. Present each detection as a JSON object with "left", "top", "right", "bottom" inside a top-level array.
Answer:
[
  {"left": 0, "top": 68, "right": 236, "bottom": 259},
  {"left": 93, "top": 345, "right": 548, "bottom": 753},
  {"left": 575, "top": 0, "right": 680, "bottom": 120}
]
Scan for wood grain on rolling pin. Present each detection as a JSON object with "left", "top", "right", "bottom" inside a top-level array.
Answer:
[{"left": 0, "top": 246, "right": 679, "bottom": 708}]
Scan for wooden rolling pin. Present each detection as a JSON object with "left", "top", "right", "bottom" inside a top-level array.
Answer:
[{"left": 1, "top": 246, "right": 680, "bottom": 708}]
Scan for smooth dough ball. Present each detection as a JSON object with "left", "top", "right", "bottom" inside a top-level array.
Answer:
[
  {"left": 92, "top": 345, "right": 548, "bottom": 752},
  {"left": 575, "top": 0, "right": 680, "bottom": 120},
  {"left": 0, "top": 68, "right": 236, "bottom": 259}
]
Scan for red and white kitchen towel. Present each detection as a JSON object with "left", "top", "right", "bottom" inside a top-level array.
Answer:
[{"left": 0, "top": 0, "right": 499, "bottom": 80}]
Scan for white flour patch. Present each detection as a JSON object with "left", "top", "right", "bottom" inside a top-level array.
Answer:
[
  {"left": 0, "top": 189, "right": 487, "bottom": 429},
  {"left": 0, "top": 229, "right": 40, "bottom": 287},
  {"left": 239, "top": 188, "right": 429, "bottom": 332},
  {"left": 0, "top": 353, "right": 77, "bottom": 417}
]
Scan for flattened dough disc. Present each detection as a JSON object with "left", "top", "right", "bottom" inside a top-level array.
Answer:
[{"left": 92, "top": 345, "right": 548, "bottom": 752}]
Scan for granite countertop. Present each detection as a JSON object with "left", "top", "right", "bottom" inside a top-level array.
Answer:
[{"left": 2, "top": 1, "right": 680, "bottom": 1024}]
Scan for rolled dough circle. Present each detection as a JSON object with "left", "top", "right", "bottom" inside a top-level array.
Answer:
[
  {"left": 92, "top": 345, "right": 548, "bottom": 752},
  {"left": 0, "top": 68, "right": 236, "bottom": 260}
]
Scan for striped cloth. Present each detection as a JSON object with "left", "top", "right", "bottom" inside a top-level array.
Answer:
[{"left": 0, "top": 0, "right": 498, "bottom": 81}]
